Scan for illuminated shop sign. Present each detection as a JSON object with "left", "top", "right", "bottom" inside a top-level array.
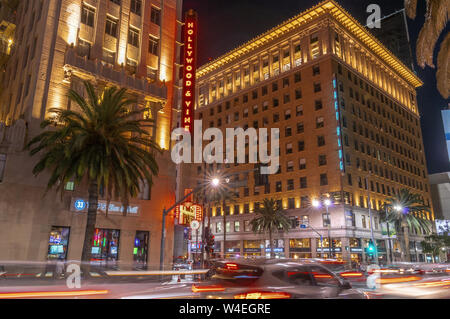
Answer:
[
  {"left": 316, "top": 247, "right": 342, "bottom": 253},
  {"left": 175, "top": 202, "right": 203, "bottom": 226},
  {"left": 70, "top": 198, "right": 140, "bottom": 216},
  {"left": 181, "top": 10, "right": 198, "bottom": 134}
]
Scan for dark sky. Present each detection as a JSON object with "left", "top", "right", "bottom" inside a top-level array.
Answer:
[{"left": 183, "top": 0, "right": 450, "bottom": 174}]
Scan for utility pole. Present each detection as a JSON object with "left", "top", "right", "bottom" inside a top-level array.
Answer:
[{"left": 366, "top": 171, "right": 378, "bottom": 265}]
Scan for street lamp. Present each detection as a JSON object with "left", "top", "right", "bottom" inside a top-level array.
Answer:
[
  {"left": 361, "top": 170, "right": 379, "bottom": 265},
  {"left": 159, "top": 177, "right": 221, "bottom": 271},
  {"left": 312, "top": 198, "right": 333, "bottom": 259}
]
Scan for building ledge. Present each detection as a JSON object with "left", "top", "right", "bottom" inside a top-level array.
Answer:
[{"left": 64, "top": 48, "right": 168, "bottom": 102}]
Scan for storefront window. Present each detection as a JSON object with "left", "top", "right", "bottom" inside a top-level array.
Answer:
[
  {"left": 134, "top": 231, "right": 149, "bottom": 269},
  {"left": 225, "top": 240, "right": 241, "bottom": 257},
  {"left": 265, "top": 239, "right": 285, "bottom": 258},
  {"left": 91, "top": 229, "right": 120, "bottom": 266},
  {"left": 47, "top": 227, "right": 70, "bottom": 260},
  {"left": 289, "top": 238, "right": 311, "bottom": 249},
  {"left": 243, "top": 240, "right": 262, "bottom": 257}
]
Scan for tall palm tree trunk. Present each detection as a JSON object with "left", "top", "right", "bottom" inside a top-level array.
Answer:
[
  {"left": 81, "top": 180, "right": 99, "bottom": 271},
  {"left": 222, "top": 199, "right": 226, "bottom": 258},
  {"left": 269, "top": 230, "right": 274, "bottom": 259},
  {"left": 401, "top": 217, "right": 411, "bottom": 262}
]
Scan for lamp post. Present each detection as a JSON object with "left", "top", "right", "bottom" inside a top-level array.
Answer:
[
  {"left": 362, "top": 171, "right": 378, "bottom": 265},
  {"left": 159, "top": 177, "right": 220, "bottom": 271},
  {"left": 312, "top": 199, "right": 333, "bottom": 258}
]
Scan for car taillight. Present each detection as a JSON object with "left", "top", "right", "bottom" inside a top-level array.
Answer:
[
  {"left": 313, "top": 274, "right": 333, "bottom": 279},
  {"left": 234, "top": 291, "right": 291, "bottom": 299},
  {"left": 340, "top": 271, "right": 364, "bottom": 278},
  {"left": 225, "top": 263, "right": 239, "bottom": 271},
  {"left": 192, "top": 285, "right": 226, "bottom": 293}
]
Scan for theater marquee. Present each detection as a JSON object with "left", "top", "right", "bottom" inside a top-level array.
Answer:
[{"left": 181, "top": 10, "right": 198, "bottom": 134}]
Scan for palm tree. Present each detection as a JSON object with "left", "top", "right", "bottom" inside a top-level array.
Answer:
[
  {"left": 250, "top": 198, "right": 291, "bottom": 259},
  {"left": 208, "top": 183, "right": 237, "bottom": 259},
  {"left": 383, "top": 189, "right": 433, "bottom": 261},
  {"left": 27, "top": 81, "right": 161, "bottom": 266},
  {"left": 404, "top": 0, "right": 450, "bottom": 99}
]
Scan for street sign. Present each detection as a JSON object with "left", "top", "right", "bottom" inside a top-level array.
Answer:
[
  {"left": 190, "top": 220, "right": 200, "bottom": 230},
  {"left": 300, "top": 224, "right": 307, "bottom": 229}
]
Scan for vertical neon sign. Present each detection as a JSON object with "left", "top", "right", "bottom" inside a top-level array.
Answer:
[
  {"left": 333, "top": 76, "right": 345, "bottom": 172},
  {"left": 181, "top": 10, "right": 198, "bottom": 134}
]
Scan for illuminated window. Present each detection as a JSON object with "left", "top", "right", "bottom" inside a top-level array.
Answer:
[
  {"left": 102, "top": 49, "right": 116, "bottom": 65},
  {"left": 81, "top": 5, "right": 95, "bottom": 27},
  {"left": 148, "top": 36, "right": 159, "bottom": 55},
  {"left": 128, "top": 27, "right": 140, "bottom": 47},
  {"left": 130, "top": 0, "right": 142, "bottom": 15},
  {"left": 310, "top": 34, "right": 320, "bottom": 59},
  {"left": 105, "top": 16, "right": 118, "bottom": 37}
]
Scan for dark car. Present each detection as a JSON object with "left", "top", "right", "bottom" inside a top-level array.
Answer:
[{"left": 192, "top": 258, "right": 367, "bottom": 299}]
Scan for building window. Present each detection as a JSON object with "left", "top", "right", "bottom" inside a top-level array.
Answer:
[
  {"left": 81, "top": 5, "right": 95, "bottom": 27},
  {"left": 102, "top": 49, "right": 116, "bottom": 65},
  {"left": 105, "top": 16, "right": 118, "bottom": 37},
  {"left": 0, "top": 154, "right": 7, "bottom": 182},
  {"left": 276, "top": 181, "right": 282, "bottom": 192},
  {"left": 234, "top": 221, "right": 240, "bottom": 232},
  {"left": 299, "top": 158, "right": 306, "bottom": 170},
  {"left": 128, "top": 27, "right": 140, "bottom": 47},
  {"left": 288, "top": 198, "right": 295, "bottom": 209},
  {"left": 320, "top": 174, "right": 328, "bottom": 186},
  {"left": 297, "top": 122, "right": 304, "bottom": 134},
  {"left": 296, "top": 105, "right": 303, "bottom": 116},
  {"left": 148, "top": 36, "right": 159, "bottom": 55},
  {"left": 216, "top": 222, "right": 222, "bottom": 233},
  {"left": 65, "top": 181, "right": 75, "bottom": 191},
  {"left": 313, "top": 64, "right": 320, "bottom": 76},
  {"left": 287, "top": 179, "right": 294, "bottom": 191},
  {"left": 286, "top": 143, "right": 293, "bottom": 154},
  {"left": 298, "top": 141, "right": 305, "bottom": 152},
  {"left": 315, "top": 100, "right": 323, "bottom": 110},
  {"left": 91, "top": 229, "right": 120, "bottom": 262},
  {"left": 151, "top": 7, "right": 161, "bottom": 26},
  {"left": 317, "top": 136, "right": 325, "bottom": 146},
  {"left": 316, "top": 117, "right": 324, "bottom": 128},
  {"left": 300, "top": 177, "right": 307, "bottom": 189},
  {"left": 314, "top": 82, "right": 322, "bottom": 93},
  {"left": 77, "top": 38, "right": 91, "bottom": 58},
  {"left": 319, "top": 155, "right": 327, "bottom": 166},
  {"left": 130, "top": 0, "right": 142, "bottom": 15},
  {"left": 47, "top": 227, "right": 70, "bottom": 260}
]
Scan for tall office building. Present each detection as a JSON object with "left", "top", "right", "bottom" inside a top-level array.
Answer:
[
  {"left": 178, "top": 0, "right": 433, "bottom": 263},
  {"left": 368, "top": 9, "right": 415, "bottom": 72},
  {"left": 0, "top": 0, "right": 183, "bottom": 269}
]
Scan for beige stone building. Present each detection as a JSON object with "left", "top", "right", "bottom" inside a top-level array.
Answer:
[
  {"left": 0, "top": 0, "right": 183, "bottom": 270},
  {"left": 176, "top": 0, "right": 434, "bottom": 264}
]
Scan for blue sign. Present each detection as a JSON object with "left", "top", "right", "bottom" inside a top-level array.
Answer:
[
  {"left": 300, "top": 224, "right": 307, "bottom": 229},
  {"left": 74, "top": 199, "right": 86, "bottom": 211}
]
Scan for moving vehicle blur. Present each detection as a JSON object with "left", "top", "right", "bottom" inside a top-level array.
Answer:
[{"left": 191, "top": 258, "right": 366, "bottom": 299}]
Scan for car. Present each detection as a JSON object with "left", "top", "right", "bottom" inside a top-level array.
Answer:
[{"left": 192, "top": 258, "right": 367, "bottom": 299}]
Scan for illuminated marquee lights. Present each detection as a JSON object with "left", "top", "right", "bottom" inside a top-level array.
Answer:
[
  {"left": 175, "top": 202, "right": 203, "bottom": 226},
  {"left": 181, "top": 10, "right": 198, "bottom": 134},
  {"left": 333, "top": 76, "right": 344, "bottom": 172}
]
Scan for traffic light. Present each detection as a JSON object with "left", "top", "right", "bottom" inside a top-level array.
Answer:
[{"left": 366, "top": 240, "right": 376, "bottom": 256}]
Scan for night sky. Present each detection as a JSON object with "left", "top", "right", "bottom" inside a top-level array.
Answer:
[{"left": 182, "top": 0, "right": 450, "bottom": 175}]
